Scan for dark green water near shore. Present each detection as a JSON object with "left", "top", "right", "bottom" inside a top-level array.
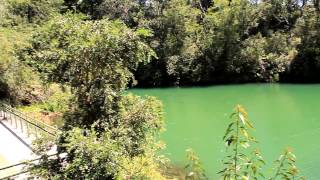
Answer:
[{"left": 131, "top": 84, "right": 320, "bottom": 179}]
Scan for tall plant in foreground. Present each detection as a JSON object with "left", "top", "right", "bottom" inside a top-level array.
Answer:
[
  {"left": 219, "top": 105, "right": 265, "bottom": 179},
  {"left": 220, "top": 105, "right": 304, "bottom": 180}
]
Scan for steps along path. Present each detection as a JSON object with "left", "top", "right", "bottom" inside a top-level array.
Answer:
[{"left": 0, "top": 102, "right": 58, "bottom": 179}]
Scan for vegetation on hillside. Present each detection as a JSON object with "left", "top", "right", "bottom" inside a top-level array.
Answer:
[{"left": 0, "top": 0, "right": 63, "bottom": 104}]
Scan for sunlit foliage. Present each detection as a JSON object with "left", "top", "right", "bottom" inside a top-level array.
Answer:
[
  {"left": 23, "top": 13, "right": 155, "bottom": 128},
  {"left": 24, "top": 13, "right": 167, "bottom": 179}
]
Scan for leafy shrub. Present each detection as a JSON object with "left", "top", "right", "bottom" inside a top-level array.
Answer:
[
  {"left": 1, "top": 0, "right": 62, "bottom": 26},
  {"left": 30, "top": 94, "right": 166, "bottom": 179}
]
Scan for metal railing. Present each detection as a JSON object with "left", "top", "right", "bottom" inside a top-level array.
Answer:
[
  {"left": 0, "top": 102, "right": 59, "bottom": 179},
  {"left": 0, "top": 160, "right": 30, "bottom": 180},
  {"left": 0, "top": 102, "right": 57, "bottom": 138},
  {"left": 0, "top": 153, "right": 61, "bottom": 180}
]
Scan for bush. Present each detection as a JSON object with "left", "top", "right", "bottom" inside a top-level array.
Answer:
[
  {"left": 30, "top": 94, "right": 167, "bottom": 179},
  {"left": 1, "top": 0, "right": 63, "bottom": 26}
]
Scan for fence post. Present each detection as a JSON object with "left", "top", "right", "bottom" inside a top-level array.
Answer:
[
  {"left": 14, "top": 114, "right": 17, "bottom": 128},
  {"left": 25, "top": 121, "right": 29, "bottom": 137},
  {"left": 9, "top": 112, "right": 12, "bottom": 125},
  {"left": 19, "top": 117, "right": 23, "bottom": 133},
  {"left": 0, "top": 104, "right": 3, "bottom": 118}
]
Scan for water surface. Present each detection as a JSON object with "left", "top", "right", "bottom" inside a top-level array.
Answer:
[{"left": 131, "top": 84, "right": 320, "bottom": 179}]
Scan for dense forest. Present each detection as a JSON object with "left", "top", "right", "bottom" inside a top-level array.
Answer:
[
  {"left": 1, "top": 0, "right": 320, "bottom": 94},
  {"left": 0, "top": 0, "right": 317, "bottom": 179}
]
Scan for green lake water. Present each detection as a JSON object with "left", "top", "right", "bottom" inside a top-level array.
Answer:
[{"left": 131, "top": 84, "right": 320, "bottom": 179}]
